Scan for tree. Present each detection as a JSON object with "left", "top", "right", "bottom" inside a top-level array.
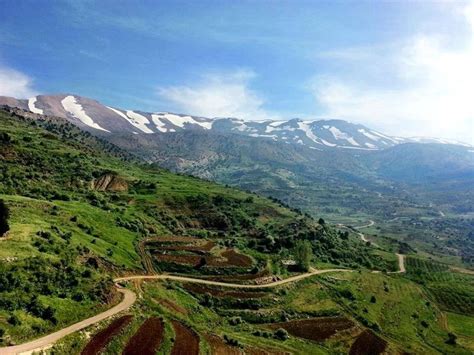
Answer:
[
  {"left": 293, "top": 240, "right": 312, "bottom": 271},
  {"left": 0, "top": 200, "right": 9, "bottom": 237},
  {"left": 274, "top": 328, "right": 289, "bottom": 340},
  {"left": 445, "top": 332, "right": 457, "bottom": 345},
  {"left": 318, "top": 218, "right": 325, "bottom": 225}
]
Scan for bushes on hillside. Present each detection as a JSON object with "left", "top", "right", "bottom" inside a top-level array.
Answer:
[{"left": 0, "top": 199, "right": 9, "bottom": 236}]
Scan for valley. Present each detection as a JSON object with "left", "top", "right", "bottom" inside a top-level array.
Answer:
[{"left": 0, "top": 106, "right": 473, "bottom": 354}]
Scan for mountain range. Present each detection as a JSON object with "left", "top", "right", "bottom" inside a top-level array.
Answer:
[
  {"left": 0, "top": 94, "right": 470, "bottom": 151},
  {"left": 1, "top": 93, "right": 473, "bottom": 227}
]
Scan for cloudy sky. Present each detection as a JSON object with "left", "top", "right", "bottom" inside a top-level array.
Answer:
[{"left": 0, "top": 0, "right": 473, "bottom": 143}]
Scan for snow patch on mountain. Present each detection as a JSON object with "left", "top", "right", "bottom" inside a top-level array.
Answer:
[
  {"left": 358, "top": 128, "right": 379, "bottom": 141},
  {"left": 265, "top": 121, "right": 282, "bottom": 133},
  {"left": 126, "top": 111, "right": 154, "bottom": 134},
  {"left": 297, "top": 121, "right": 321, "bottom": 144},
  {"left": 156, "top": 113, "right": 213, "bottom": 130},
  {"left": 370, "top": 130, "right": 399, "bottom": 144},
  {"left": 321, "top": 139, "right": 337, "bottom": 147},
  {"left": 328, "top": 126, "right": 359, "bottom": 146},
  {"left": 28, "top": 97, "right": 43, "bottom": 115},
  {"left": 151, "top": 114, "right": 168, "bottom": 132},
  {"left": 107, "top": 106, "right": 128, "bottom": 120},
  {"left": 61, "top": 96, "right": 109, "bottom": 132}
]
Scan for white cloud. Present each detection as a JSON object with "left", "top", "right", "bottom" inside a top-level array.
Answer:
[
  {"left": 311, "top": 2, "right": 474, "bottom": 144},
  {"left": 157, "top": 69, "right": 277, "bottom": 120},
  {"left": 0, "top": 65, "right": 38, "bottom": 98}
]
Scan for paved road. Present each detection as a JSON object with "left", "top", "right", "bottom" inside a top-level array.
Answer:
[{"left": 0, "top": 268, "right": 351, "bottom": 354}]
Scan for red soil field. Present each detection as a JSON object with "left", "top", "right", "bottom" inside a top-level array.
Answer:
[
  {"left": 184, "top": 283, "right": 267, "bottom": 299},
  {"left": 160, "top": 241, "right": 215, "bottom": 253},
  {"left": 349, "top": 330, "right": 387, "bottom": 355},
  {"left": 81, "top": 315, "right": 133, "bottom": 355},
  {"left": 122, "top": 317, "right": 164, "bottom": 355},
  {"left": 149, "top": 236, "right": 200, "bottom": 243},
  {"left": 155, "top": 254, "right": 202, "bottom": 266},
  {"left": 245, "top": 347, "right": 290, "bottom": 355},
  {"left": 171, "top": 320, "right": 200, "bottom": 355},
  {"left": 155, "top": 248, "right": 252, "bottom": 268},
  {"left": 204, "top": 333, "right": 241, "bottom": 355},
  {"left": 268, "top": 317, "right": 355, "bottom": 342},
  {"left": 158, "top": 298, "right": 188, "bottom": 315},
  {"left": 205, "top": 249, "right": 253, "bottom": 267}
]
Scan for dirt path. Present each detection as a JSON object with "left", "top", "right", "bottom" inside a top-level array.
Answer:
[
  {"left": 115, "top": 268, "right": 353, "bottom": 289},
  {"left": 355, "top": 220, "right": 375, "bottom": 229},
  {"left": 0, "top": 287, "right": 136, "bottom": 355},
  {"left": 353, "top": 220, "right": 379, "bottom": 247},
  {"left": 1, "top": 221, "right": 408, "bottom": 355},
  {"left": 346, "top": 220, "right": 406, "bottom": 273},
  {"left": 137, "top": 238, "right": 157, "bottom": 275},
  {"left": 0, "top": 268, "right": 351, "bottom": 354},
  {"left": 388, "top": 253, "right": 405, "bottom": 274}
]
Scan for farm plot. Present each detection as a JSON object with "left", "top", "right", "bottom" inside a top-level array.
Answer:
[
  {"left": 267, "top": 317, "right": 355, "bottom": 342},
  {"left": 204, "top": 333, "right": 242, "bottom": 355},
  {"left": 206, "top": 249, "right": 253, "bottom": 267},
  {"left": 349, "top": 330, "right": 387, "bottom": 355},
  {"left": 122, "top": 317, "right": 164, "bottom": 355},
  {"left": 81, "top": 315, "right": 133, "bottom": 355},
  {"left": 405, "top": 257, "right": 474, "bottom": 315},
  {"left": 158, "top": 298, "right": 188, "bottom": 315},
  {"left": 170, "top": 320, "right": 200, "bottom": 355},
  {"left": 149, "top": 236, "right": 253, "bottom": 269},
  {"left": 183, "top": 283, "right": 268, "bottom": 299}
]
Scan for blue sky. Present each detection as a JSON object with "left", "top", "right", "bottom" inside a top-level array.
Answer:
[{"left": 0, "top": 0, "right": 473, "bottom": 142}]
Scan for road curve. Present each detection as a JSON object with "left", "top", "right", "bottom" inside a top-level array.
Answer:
[
  {"left": 0, "top": 268, "right": 351, "bottom": 354},
  {"left": 115, "top": 268, "right": 353, "bottom": 289},
  {"left": 0, "top": 287, "right": 136, "bottom": 355}
]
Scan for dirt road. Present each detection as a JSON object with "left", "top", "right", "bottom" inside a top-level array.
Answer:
[
  {"left": 115, "top": 268, "right": 353, "bottom": 289},
  {"left": 388, "top": 253, "right": 406, "bottom": 274},
  {"left": 0, "top": 268, "right": 351, "bottom": 354},
  {"left": 0, "top": 287, "right": 135, "bottom": 355}
]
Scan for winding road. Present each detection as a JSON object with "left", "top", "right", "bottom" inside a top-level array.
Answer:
[
  {"left": 0, "top": 268, "right": 352, "bottom": 354},
  {"left": 0, "top": 220, "right": 407, "bottom": 355},
  {"left": 1, "top": 287, "right": 136, "bottom": 355}
]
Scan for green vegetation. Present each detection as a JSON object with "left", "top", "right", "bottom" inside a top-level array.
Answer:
[
  {"left": 0, "top": 108, "right": 387, "bottom": 345},
  {"left": 0, "top": 199, "right": 9, "bottom": 236},
  {"left": 405, "top": 257, "right": 474, "bottom": 315},
  {"left": 0, "top": 108, "right": 473, "bottom": 354},
  {"left": 293, "top": 240, "right": 312, "bottom": 272}
]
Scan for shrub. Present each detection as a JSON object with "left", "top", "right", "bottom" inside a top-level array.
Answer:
[
  {"left": 0, "top": 200, "right": 9, "bottom": 236},
  {"left": 274, "top": 328, "right": 289, "bottom": 340},
  {"left": 445, "top": 332, "right": 457, "bottom": 345},
  {"left": 229, "top": 316, "right": 243, "bottom": 326}
]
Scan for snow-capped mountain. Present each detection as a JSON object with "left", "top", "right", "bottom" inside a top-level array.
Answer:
[{"left": 0, "top": 94, "right": 470, "bottom": 150}]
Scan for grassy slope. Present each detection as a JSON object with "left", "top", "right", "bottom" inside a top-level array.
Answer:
[{"left": 1, "top": 109, "right": 472, "bottom": 354}]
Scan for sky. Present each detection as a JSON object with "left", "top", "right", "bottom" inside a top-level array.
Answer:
[{"left": 0, "top": 0, "right": 473, "bottom": 143}]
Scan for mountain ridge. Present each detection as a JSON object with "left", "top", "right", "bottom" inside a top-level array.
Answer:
[{"left": 1, "top": 94, "right": 470, "bottom": 151}]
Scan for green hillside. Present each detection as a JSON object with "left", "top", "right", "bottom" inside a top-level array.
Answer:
[
  {"left": 0, "top": 108, "right": 472, "bottom": 354},
  {"left": 0, "top": 109, "right": 387, "bottom": 344}
]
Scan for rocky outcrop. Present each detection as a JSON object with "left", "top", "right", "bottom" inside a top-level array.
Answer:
[{"left": 91, "top": 173, "right": 128, "bottom": 192}]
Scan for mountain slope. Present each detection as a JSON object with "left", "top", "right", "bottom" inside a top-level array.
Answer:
[
  {"left": 2, "top": 94, "right": 469, "bottom": 151},
  {"left": 0, "top": 107, "right": 394, "bottom": 346}
]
